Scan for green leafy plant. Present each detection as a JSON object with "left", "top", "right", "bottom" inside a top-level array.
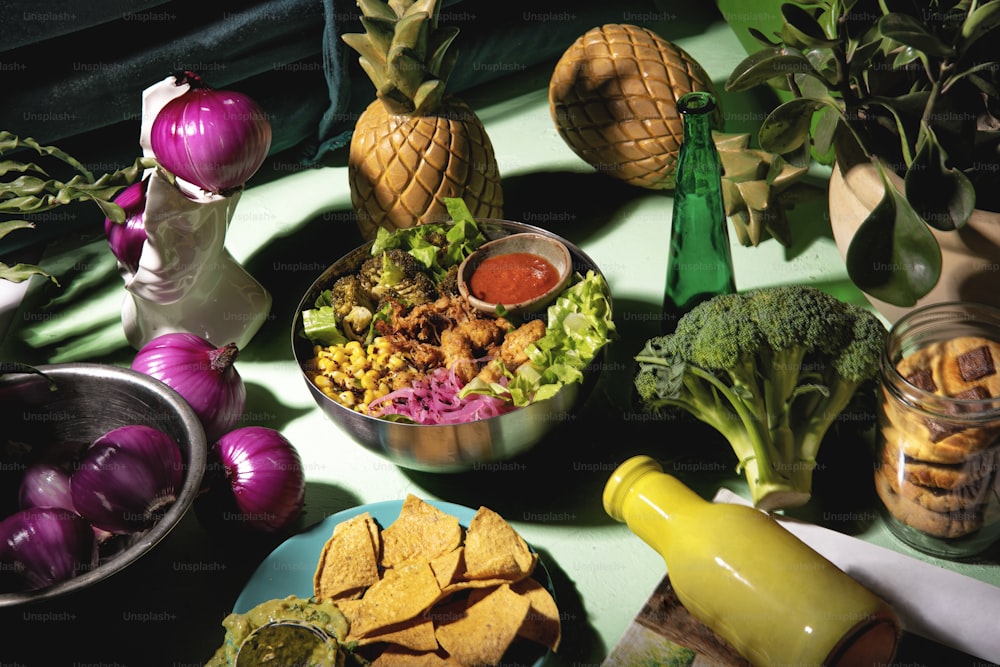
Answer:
[
  {"left": 725, "top": 0, "right": 1000, "bottom": 306},
  {"left": 0, "top": 131, "right": 153, "bottom": 284}
]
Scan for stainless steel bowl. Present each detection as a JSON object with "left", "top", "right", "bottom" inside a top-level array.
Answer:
[
  {"left": 0, "top": 363, "right": 207, "bottom": 607},
  {"left": 291, "top": 220, "right": 608, "bottom": 472}
]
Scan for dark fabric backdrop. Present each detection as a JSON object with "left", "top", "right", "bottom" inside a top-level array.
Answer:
[
  {"left": 1, "top": 0, "right": 673, "bottom": 162},
  {"left": 0, "top": 0, "right": 703, "bottom": 251}
]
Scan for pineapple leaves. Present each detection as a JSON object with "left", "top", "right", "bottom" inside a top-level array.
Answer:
[
  {"left": 427, "top": 25, "right": 459, "bottom": 81},
  {"left": 846, "top": 162, "right": 942, "bottom": 306},
  {"left": 358, "top": 16, "right": 396, "bottom": 57},
  {"left": 904, "top": 124, "right": 975, "bottom": 231},
  {"left": 343, "top": 0, "right": 459, "bottom": 115},
  {"left": 358, "top": 0, "right": 397, "bottom": 21}
]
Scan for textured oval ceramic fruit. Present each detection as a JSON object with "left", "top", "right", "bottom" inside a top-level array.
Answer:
[
  {"left": 549, "top": 24, "right": 722, "bottom": 190},
  {"left": 349, "top": 95, "right": 504, "bottom": 240}
]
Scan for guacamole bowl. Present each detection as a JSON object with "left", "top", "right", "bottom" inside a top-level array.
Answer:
[
  {"left": 0, "top": 363, "right": 207, "bottom": 607},
  {"left": 291, "top": 219, "right": 611, "bottom": 472}
]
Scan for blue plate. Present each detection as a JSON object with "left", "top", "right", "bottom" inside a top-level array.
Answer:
[{"left": 234, "top": 499, "right": 553, "bottom": 665}]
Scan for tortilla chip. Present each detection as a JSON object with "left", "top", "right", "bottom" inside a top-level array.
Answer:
[
  {"left": 350, "top": 561, "right": 442, "bottom": 638},
  {"left": 356, "top": 617, "right": 439, "bottom": 652},
  {"left": 428, "top": 546, "right": 464, "bottom": 589},
  {"left": 434, "top": 584, "right": 531, "bottom": 666},
  {"left": 313, "top": 512, "right": 381, "bottom": 601},
  {"left": 381, "top": 495, "right": 463, "bottom": 568},
  {"left": 462, "top": 506, "right": 535, "bottom": 581},
  {"left": 512, "top": 577, "right": 562, "bottom": 651},
  {"left": 370, "top": 646, "right": 463, "bottom": 666}
]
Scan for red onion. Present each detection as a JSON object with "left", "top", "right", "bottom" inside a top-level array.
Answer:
[
  {"left": 70, "top": 425, "right": 183, "bottom": 534},
  {"left": 196, "top": 427, "right": 305, "bottom": 534},
  {"left": 0, "top": 507, "right": 97, "bottom": 591},
  {"left": 103, "top": 178, "right": 148, "bottom": 273},
  {"left": 19, "top": 462, "right": 74, "bottom": 512},
  {"left": 150, "top": 71, "right": 271, "bottom": 194},
  {"left": 131, "top": 332, "right": 247, "bottom": 442}
]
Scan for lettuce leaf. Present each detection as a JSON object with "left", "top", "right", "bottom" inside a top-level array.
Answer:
[
  {"left": 462, "top": 270, "right": 616, "bottom": 406},
  {"left": 370, "top": 197, "right": 486, "bottom": 279},
  {"left": 301, "top": 304, "right": 347, "bottom": 346}
]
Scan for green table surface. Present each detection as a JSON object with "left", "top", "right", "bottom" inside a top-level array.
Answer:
[{"left": 1, "top": 9, "right": 997, "bottom": 667}]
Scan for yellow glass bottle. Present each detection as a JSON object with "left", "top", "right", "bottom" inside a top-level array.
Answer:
[{"left": 603, "top": 455, "right": 901, "bottom": 667}]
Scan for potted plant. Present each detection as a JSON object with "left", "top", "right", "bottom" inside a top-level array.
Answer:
[{"left": 724, "top": 0, "right": 1000, "bottom": 320}]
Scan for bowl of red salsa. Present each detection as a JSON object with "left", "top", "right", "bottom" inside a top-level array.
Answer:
[{"left": 458, "top": 233, "right": 573, "bottom": 317}]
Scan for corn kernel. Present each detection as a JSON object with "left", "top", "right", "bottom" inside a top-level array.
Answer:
[
  {"left": 330, "top": 348, "right": 348, "bottom": 365},
  {"left": 360, "top": 370, "right": 379, "bottom": 390},
  {"left": 337, "top": 391, "right": 356, "bottom": 407},
  {"left": 388, "top": 355, "right": 407, "bottom": 371},
  {"left": 313, "top": 375, "right": 332, "bottom": 389}
]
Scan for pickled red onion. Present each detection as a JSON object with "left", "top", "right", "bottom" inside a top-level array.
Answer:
[{"left": 369, "top": 366, "right": 515, "bottom": 424}]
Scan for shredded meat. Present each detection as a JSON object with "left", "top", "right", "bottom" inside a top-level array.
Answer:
[{"left": 377, "top": 295, "right": 544, "bottom": 387}]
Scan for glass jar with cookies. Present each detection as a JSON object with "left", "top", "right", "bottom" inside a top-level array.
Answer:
[{"left": 876, "top": 301, "right": 1000, "bottom": 558}]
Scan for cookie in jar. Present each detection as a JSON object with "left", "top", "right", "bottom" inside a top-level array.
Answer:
[{"left": 876, "top": 302, "right": 1000, "bottom": 558}]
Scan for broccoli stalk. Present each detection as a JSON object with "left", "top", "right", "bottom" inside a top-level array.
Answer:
[{"left": 634, "top": 286, "right": 886, "bottom": 511}]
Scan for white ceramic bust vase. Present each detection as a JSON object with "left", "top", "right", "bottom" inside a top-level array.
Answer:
[{"left": 116, "top": 76, "right": 272, "bottom": 350}]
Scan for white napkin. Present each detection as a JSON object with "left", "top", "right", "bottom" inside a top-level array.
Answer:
[{"left": 713, "top": 488, "right": 1000, "bottom": 663}]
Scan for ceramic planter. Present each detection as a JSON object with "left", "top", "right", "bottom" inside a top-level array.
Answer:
[{"left": 828, "top": 158, "right": 1000, "bottom": 324}]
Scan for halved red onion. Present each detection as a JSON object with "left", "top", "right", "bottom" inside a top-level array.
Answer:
[
  {"left": 150, "top": 71, "right": 271, "bottom": 194},
  {"left": 18, "top": 462, "right": 74, "bottom": 512},
  {"left": 0, "top": 507, "right": 97, "bottom": 591},
  {"left": 70, "top": 425, "right": 183, "bottom": 534}
]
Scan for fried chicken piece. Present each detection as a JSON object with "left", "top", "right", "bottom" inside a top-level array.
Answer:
[
  {"left": 457, "top": 316, "right": 508, "bottom": 350},
  {"left": 441, "top": 328, "right": 479, "bottom": 384},
  {"left": 500, "top": 318, "right": 546, "bottom": 369}
]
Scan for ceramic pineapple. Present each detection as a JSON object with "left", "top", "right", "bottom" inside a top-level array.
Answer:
[
  {"left": 549, "top": 24, "right": 722, "bottom": 190},
  {"left": 343, "top": 0, "right": 503, "bottom": 239}
]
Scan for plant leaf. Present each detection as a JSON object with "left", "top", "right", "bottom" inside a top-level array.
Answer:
[
  {"left": 846, "top": 163, "right": 942, "bottom": 306},
  {"left": 758, "top": 97, "right": 834, "bottom": 153},
  {"left": 878, "top": 13, "right": 955, "bottom": 58},
  {"left": 780, "top": 3, "right": 840, "bottom": 48},
  {"left": 0, "top": 132, "right": 94, "bottom": 182},
  {"left": 0, "top": 261, "right": 56, "bottom": 285},
  {"left": 904, "top": 124, "right": 976, "bottom": 231},
  {"left": 0, "top": 219, "right": 34, "bottom": 240},
  {"left": 724, "top": 47, "right": 818, "bottom": 92},
  {"left": 960, "top": 0, "right": 1000, "bottom": 54}
]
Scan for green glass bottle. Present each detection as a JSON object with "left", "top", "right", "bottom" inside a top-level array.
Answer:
[{"left": 662, "top": 91, "right": 735, "bottom": 333}]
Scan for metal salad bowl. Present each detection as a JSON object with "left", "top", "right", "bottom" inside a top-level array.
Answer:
[
  {"left": 291, "top": 219, "right": 609, "bottom": 472},
  {"left": 0, "top": 363, "right": 207, "bottom": 607}
]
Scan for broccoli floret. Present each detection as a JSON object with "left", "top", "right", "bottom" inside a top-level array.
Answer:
[
  {"left": 359, "top": 249, "right": 437, "bottom": 306},
  {"left": 329, "top": 275, "right": 373, "bottom": 320},
  {"left": 634, "top": 285, "right": 886, "bottom": 511},
  {"left": 437, "top": 264, "right": 461, "bottom": 297}
]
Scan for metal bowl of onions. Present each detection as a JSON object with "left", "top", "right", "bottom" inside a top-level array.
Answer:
[
  {"left": 0, "top": 363, "right": 207, "bottom": 607},
  {"left": 291, "top": 219, "right": 613, "bottom": 472}
]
